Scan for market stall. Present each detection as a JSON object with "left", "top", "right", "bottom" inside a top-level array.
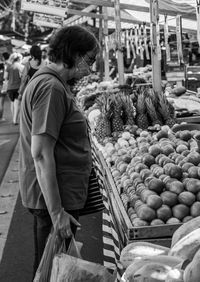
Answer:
[
  {"left": 20, "top": 0, "right": 200, "bottom": 281},
  {"left": 66, "top": 2, "right": 200, "bottom": 280},
  {"left": 79, "top": 76, "right": 200, "bottom": 281}
]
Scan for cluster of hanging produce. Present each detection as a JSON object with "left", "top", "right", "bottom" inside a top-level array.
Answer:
[{"left": 107, "top": 24, "right": 151, "bottom": 64}]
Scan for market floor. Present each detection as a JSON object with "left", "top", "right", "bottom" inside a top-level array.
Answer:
[{"left": 0, "top": 97, "right": 104, "bottom": 282}]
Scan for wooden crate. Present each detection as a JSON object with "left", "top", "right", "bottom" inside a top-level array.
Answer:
[{"left": 94, "top": 146, "right": 181, "bottom": 246}]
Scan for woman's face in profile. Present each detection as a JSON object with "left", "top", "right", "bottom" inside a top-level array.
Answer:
[{"left": 75, "top": 49, "right": 97, "bottom": 80}]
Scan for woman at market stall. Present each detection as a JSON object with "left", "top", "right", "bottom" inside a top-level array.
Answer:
[{"left": 19, "top": 25, "right": 99, "bottom": 279}]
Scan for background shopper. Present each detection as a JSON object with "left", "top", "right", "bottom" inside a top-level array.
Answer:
[
  {"left": 6, "top": 52, "right": 24, "bottom": 125},
  {"left": 19, "top": 45, "right": 43, "bottom": 100},
  {"left": 0, "top": 52, "right": 10, "bottom": 121}
]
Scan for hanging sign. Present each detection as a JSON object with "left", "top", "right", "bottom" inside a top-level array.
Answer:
[
  {"left": 164, "top": 15, "right": 171, "bottom": 62},
  {"left": 176, "top": 15, "right": 183, "bottom": 63},
  {"left": 21, "top": 0, "right": 69, "bottom": 17},
  {"left": 33, "top": 13, "right": 63, "bottom": 28},
  {"left": 196, "top": 0, "right": 200, "bottom": 46}
]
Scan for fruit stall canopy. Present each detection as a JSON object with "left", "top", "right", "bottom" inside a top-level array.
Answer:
[
  {"left": 67, "top": 0, "right": 198, "bottom": 32},
  {"left": 121, "top": 0, "right": 197, "bottom": 32}
]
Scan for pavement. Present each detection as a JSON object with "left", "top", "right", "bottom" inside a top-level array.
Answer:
[{"left": 0, "top": 96, "right": 103, "bottom": 282}]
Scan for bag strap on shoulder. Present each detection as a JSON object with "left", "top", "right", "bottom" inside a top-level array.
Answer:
[{"left": 30, "top": 67, "right": 68, "bottom": 92}]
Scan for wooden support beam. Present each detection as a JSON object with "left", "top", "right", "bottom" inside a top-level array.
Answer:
[
  {"left": 66, "top": 8, "right": 141, "bottom": 24},
  {"left": 70, "top": 0, "right": 196, "bottom": 20},
  {"left": 65, "top": 8, "right": 197, "bottom": 35},
  {"left": 67, "top": 8, "right": 101, "bottom": 19},
  {"left": 114, "top": 0, "right": 124, "bottom": 85},
  {"left": 150, "top": 0, "right": 162, "bottom": 95},
  {"left": 65, "top": 4, "right": 97, "bottom": 24},
  {"left": 99, "top": 6, "right": 104, "bottom": 81},
  {"left": 103, "top": 6, "right": 110, "bottom": 81}
]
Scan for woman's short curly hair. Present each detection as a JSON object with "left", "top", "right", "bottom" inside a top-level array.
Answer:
[{"left": 48, "top": 25, "right": 99, "bottom": 68}]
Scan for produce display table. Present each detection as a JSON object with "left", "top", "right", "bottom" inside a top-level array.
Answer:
[{"left": 92, "top": 143, "right": 181, "bottom": 248}]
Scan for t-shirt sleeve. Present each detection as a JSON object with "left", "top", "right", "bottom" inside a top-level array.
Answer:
[{"left": 31, "top": 81, "right": 69, "bottom": 140}]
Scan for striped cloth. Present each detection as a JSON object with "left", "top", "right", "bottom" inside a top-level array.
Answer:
[
  {"left": 91, "top": 144, "right": 123, "bottom": 282},
  {"left": 102, "top": 188, "right": 123, "bottom": 282}
]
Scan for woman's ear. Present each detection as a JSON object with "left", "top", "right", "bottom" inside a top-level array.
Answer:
[{"left": 74, "top": 54, "right": 82, "bottom": 66}]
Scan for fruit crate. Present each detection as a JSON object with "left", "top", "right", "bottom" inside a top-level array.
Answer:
[{"left": 93, "top": 146, "right": 181, "bottom": 247}]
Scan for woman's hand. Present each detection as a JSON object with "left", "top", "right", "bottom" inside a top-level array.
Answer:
[
  {"left": 56, "top": 209, "right": 81, "bottom": 239},
  {"left": 18, "top": 94, "right": 22, "bottom": 101}
]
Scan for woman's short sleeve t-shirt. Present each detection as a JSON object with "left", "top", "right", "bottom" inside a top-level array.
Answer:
[{"left": 19, "top": 68, "right": 92, "bottom": 210}]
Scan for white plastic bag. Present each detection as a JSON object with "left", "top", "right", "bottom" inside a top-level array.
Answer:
[{"left": 50, "top": 253, "right": 116, "bottom": 282}]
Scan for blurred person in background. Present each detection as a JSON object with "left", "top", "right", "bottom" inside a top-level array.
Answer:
[
  {"left": 0, "top": 52, "right": 10, "bottom": 121},
  {"left": 41, "top": 48, "right": 49, "bottom": 65},
  {"left": 19, "top": 45, "right": 43, "bottom": 100},
  {"left": 0, "top": 62, "right": 5, "bottom": 121},
  {"left": 5, "top": 52, "right": 24, "bottom": 125}
]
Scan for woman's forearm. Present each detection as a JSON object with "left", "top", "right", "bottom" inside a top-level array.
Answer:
[
  {"left": 31, "top": 135, "right": 63, "bottom": 224},
  {"left": 34, "top": 154, "right": 62, "bottom": 224}
]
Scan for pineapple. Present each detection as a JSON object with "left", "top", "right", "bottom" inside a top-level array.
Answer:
[
  {"left": 110, "top": 94, "right": 124, "bottom": 132},
  {"left": 136, "top": 92, "right": 149, "bottom": 129},
  {"left": 145, "top": 96, "right": 162, "bottom": 126},
  {"left": 95, "top": 95, "right": 112, "bottom": 141},
  {"left": 147, "top": 87, "right": 158, "bottom": 106},
  {"left": 168, "top": 102, "right": 176, "bottom": 118},
  {"left": 120, "top": 93, "right": 136, "bottom": 126},
  {"left": 158, "top": 92, "right": 176, "bottom": 127}
]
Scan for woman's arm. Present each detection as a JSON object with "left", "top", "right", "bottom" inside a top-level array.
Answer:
[{"left": 31, "top": 133, "right": 80, "bottom": 236}]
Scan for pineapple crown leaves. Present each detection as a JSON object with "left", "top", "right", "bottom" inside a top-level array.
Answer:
[
  {"left": 121, "top": 93, "right": 136, "bottom": 114},
  {"left": 145, "top": 96, "right": 162, "bottom": 124},
  {"left": 157, "top": 91, "right": 172, "bottom": 120},
  {"left": 110, "top": 93, "right": 123, "bottom": 112},
  {"left": 136, "top": 92, "right": 146, "bottom": 113},
  {"left": 95, "top": 94, "right": 112, "bottom": 116},
  {"left": 147, "top": 87, "right": 159, "bottom": 106},
  {"left": 145, "top": 96, "right": 157, "bottom": 116}
]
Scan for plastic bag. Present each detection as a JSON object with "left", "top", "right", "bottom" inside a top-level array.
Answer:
[
  {"left": 50, "top": 254, "right": 116, "bottom": 282},
  {"left": 33, "top": 227, "right": 66, "bottom": 282},
  {"left": 67, "top": 236, "right": 82, "bottom": 259}
]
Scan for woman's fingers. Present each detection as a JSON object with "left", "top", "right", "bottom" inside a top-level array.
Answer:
[
  {"left": 60, "top": 227, "right": 72, "bottom": 239},
  {"left": 69, "top": 214, "right": 81, "bottom": 227}
]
